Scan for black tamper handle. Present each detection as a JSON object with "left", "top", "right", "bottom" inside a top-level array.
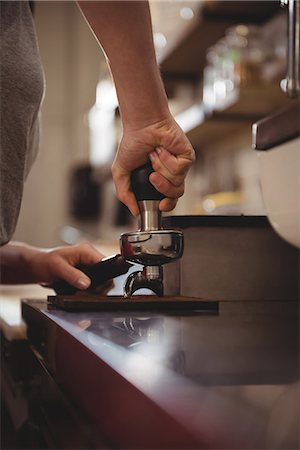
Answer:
[{"left": 131, "top": 162, "right": 164, "bottom": 201}]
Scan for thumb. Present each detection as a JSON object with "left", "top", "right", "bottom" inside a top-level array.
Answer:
[{"left": 52, "top": 257, "right": 91, "bottom": 290}]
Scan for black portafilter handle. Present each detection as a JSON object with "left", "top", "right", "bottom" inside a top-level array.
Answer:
[
  {"left": 51, "top": 254, "right": 132, "bottom": 296},
  {"left": 131, "top": 162, "right": 164, "bottom": 201}
]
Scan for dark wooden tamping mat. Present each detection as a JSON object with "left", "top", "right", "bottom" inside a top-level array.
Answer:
[{"left": 47, "top": 295, "right": 218, "bottom": 313}]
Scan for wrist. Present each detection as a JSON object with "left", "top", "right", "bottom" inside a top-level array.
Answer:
[
  {"left": 111, "top": 67, "right": 170, "bottom": 131},
  {"left": 21, "top": 246, "right": 46, "bottom": 283},
  {"left": 0, "top": 242, "right": 46, "bottom": 284},
  {"left": 121, "top": 111, "right": 170, "bottom": 132},
  {"left": 121, "top": 103, "right": 171, "bottom": 132}
]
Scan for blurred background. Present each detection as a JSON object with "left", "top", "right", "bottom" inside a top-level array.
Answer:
[{"left": 14, "top": 0, "right": 289, "bottom": 248}]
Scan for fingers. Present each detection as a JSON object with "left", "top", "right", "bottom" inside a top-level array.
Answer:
[
  {"left": 150, "top": 146, "right": 193, "bottom": 184},
  {"left": 149, "top": 171, "right": 184, "bottom": 198},
  {"left": 112, "top": 164, "right": 139, "bottom": 216},
  {"left": 159, "top": 197, "right": 178, "bottom": 212},
  {"left": 113, "top": 166, "right": 179, "bottom": 213},
  {"left": 149, "top": 147, "right": 188, "bottom": 200},
  {"left": 48, "top": 243, "right": 104, "bottom": 290},
  {"left": 71, "top": 242, "right": 103, "bottom": 266},
  {"left": 111, "top": 117, "right": 196, "bottom": 215},
  {"left": 151, "top": 146, "right": 192, "bottom": 180},
  {"left": 113, "top": 150, "right": 186, "bottom": 213},
  {"left": 53, "top": 257, "right": 93, "bottom": 290}
]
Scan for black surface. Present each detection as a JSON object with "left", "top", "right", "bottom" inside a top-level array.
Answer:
[
  {"left": 163, "top": 214, "right": 270, "bottom": 229},
  {"left": 131, "top": 162, "right": 164, "bottom": 201}
]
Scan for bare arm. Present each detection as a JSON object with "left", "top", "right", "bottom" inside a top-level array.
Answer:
[
  {"left": 0, "top": 242, "right": 103, "bottom": 287},
  {"left": 77, "top": 1, "right": 168, "bottom": 128},
  {"left": 78, "top": 1, "right": 195, "bottom": 215}
]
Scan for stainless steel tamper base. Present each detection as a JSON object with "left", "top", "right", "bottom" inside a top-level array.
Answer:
[{"left": 120, "top": 230, "right": 183, "bottom": 297}]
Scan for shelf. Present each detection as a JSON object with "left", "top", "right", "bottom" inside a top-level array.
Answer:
[
  {"left": 159, "top": 16, "right": 235, "bottom": 83},
  {"left": 159, "top": 1, "right": 281, "bottom": 87},
  {"left": 176, "top": 82, "right": 292, "bottom": 148},
  {"left": 202, "top": 0, "right": 280, "bottom": 22},
  {"left": 187, "top": 117, "right": 250, "bottom": 150},
  {"left": 212, "top": 83, "right": 291, "bottom": 119}
]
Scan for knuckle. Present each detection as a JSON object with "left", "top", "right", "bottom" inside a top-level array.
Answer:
[
  {"left": 111, "top": 164, "right": 117, "bottom": 178},
  {"left": 181, "top": 148, "right": 196, "bottom": 167},
  {"left": 71, "top": 272, "right": 82, "bottom": 284},
  {"left": 117, "top": 190, "right": 127, "bottom": 203},
  {"left": 165, "top": 199, "right": 177, "bottom": 211},
  {"left": 172, "top": 176, "right": 183, "bottom": 188},
  {"left": 177, "top": 160, "right": 192, "bottom": 176},
  {"left": 83, "top": 241, "right": 93, "bottom": 250},
  {"left": 76, "top": 241, "right": 90, "bottom": 252},
  {"left": 50, "top": 256, "right": 64, "bottom": 275},
  {"left": 189, "top": 147, "right": 196, "bottom": 162},
  {"left": 48, "top": 252, "right": 61, "bottom": 265},
  {"left": 174, "top": 184, "right": 185, "bottom": 198},
  {"left": 153, "top": 177, "right": 166, "bottom": 192},
  {"left": 169, "top": 165, "right": 178, "bottom": 176},
  {"left": 182, "top": 156, "right": 193, "bottom": 168}
]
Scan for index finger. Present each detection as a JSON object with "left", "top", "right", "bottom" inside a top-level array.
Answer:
[
  {"left": 156, "top": 146, "right": 194, "bottom": 176},
  {"left": 112, "top": 165, "right": 139, "bottom": 216}
]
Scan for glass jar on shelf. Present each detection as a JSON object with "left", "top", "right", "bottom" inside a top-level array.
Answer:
[
  {"left": 225, "top": 25, "right": 272, "bottom": 85},
  {"left": 202, "top": 24, "right": 272, "bottom": 112},
  {"left": 203, "top": 39, "right": 239, "bottom": 111},
  {"left": 202, "top": 45, "right": 219, "bottom": 110}
]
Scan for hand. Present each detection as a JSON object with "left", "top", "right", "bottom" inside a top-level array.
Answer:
[
  {"left": 29, "top": 243, "right": 104, "bottom": 290},
  {"left": 112, "top": 115, "right": 195, "bottom": 216}
]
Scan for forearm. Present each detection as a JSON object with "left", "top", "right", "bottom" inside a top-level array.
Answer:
[
  {"left": 0, "top": 242, "right": 41, "bottom": 284},
  {"left": 78, "top": 1, "right": 195, "bottom": 215},
  {"left": 0, "top": 242, "right": 104, "bottom": 288},
  {"left": 77, "top": 1, "right": 170, "bottom": 129}
]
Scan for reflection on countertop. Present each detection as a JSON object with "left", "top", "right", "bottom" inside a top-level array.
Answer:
[{"left": 22, "top": 298, "right": 299, "bottom": 449}]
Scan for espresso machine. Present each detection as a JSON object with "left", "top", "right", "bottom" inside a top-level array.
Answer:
[{"left": 48, "top": 162, "right": 214, "bottom": 311}]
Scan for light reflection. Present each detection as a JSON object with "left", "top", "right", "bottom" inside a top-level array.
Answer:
[
  {"left": 83, "top": 324, "right": 166, "bottom": 386},
  {"left": 176, "top": 104, "right": 205, "bottom": 133},
  {"left": 77, "top": 319, "right": 91, "bottom": 330},
  {"left": 60, "top": 226, "right": 81, "bottom": 245},
  {"left": 123, "top": 350, "right": 165, "bottom": 385},
  {"left": 214, "top": 80, "right": 227, "bottom": 100},
  {"left": 42, "top": 308, "right": 298, "bottom": 449},
  {"left": 65, "top": 313, "right": 186, "bottom": 374},
  {"left": 153, "top": 32, "right": 167, "bottom": 49},
  {"left": 180, "top": 7, "right": 194, "bottom": 20},
  {"left": 203, "top": 198, "right": 216, "bottom": 213},
  {"left": 0, "top": 300, "right": 23, "bottom": 328},
  {"left": 88, "top": 79, "right": 118, "bottom": 167}
]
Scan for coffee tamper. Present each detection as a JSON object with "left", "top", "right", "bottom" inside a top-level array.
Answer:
[{"left": 120, "top": 162, "right": 184, "bottom": 297}]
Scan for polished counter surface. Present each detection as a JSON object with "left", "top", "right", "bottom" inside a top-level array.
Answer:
[{"left": 21, "top": 298, "right": 299, "bottom": 449}]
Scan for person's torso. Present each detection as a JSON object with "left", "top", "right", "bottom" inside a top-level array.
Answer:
[{"left": 0, "top": 0, "right": 45, "bottom": 245}]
